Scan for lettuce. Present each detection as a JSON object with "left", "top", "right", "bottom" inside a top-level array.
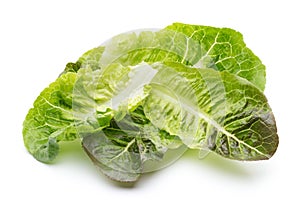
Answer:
[
  {"left": 23, "top": 22, "right": 278, "bottom": 182},
  {"left": 23, "top": 72, "right": 78, "bottom": 163}
]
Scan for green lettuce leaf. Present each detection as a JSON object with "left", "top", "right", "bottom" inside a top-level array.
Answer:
[
  {"left": 23, "top": 72, "right": 78, "bottom": 163},
  {"left": 73, "top": 29, "right": 201, "bottom": 71},
  {"left": 82, "top": 106, "right": 181, "bottom": 182},
  {"left": 165, "top": 23, "right": 266, "bottom": 91},
  {"left": 72, "top": 64, "right": 183, "bottom": 182},
  {"left": 75, "top": 23, "right": 265, "bottom": 90},
  {"left": 74, "top": 60, "right": 277, "bottom": 183},
  {"left": 22, "top": 22, "right": 277, "bottom": 183},
  {"left": 143, "top": 62, "right": 278, "bottom": 160}
]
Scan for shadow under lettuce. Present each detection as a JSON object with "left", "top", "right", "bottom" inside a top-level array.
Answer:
[{"left": 180, "top": 149, "right": 252, "bottom": 177}]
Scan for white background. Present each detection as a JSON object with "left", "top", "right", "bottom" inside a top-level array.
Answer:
[{"left": 1, "top": 0, "right": 299, "bottom": 199}]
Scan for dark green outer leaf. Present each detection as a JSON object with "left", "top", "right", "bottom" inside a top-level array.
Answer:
[
  {"left": 81, "top": 109, "right": 181, "bottom": 182},
  {"left": 82, "top": 131, "right": 142, "bottom": 182}
]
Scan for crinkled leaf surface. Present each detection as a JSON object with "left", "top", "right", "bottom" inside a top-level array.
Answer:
[
  {"left": 143, "top": 63, "right": 277, "bottom": 160},
  {"left": 73, "top": 64, "right": 183, "bottom": 182},
  {"left": 75, "top": 23, "right": 265, "bottom": 90},
  {"left": 22, "top": 22, "right": 277, "bottom": 183},
  {"left": 23, "top": 72, "right": 78, "bottom": 163},
  {"left": 82, "top": 107, "right": 180, "bottom": 182},
  {"left": 165, "top": 23, "right": 266, "bottom": 91}
]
